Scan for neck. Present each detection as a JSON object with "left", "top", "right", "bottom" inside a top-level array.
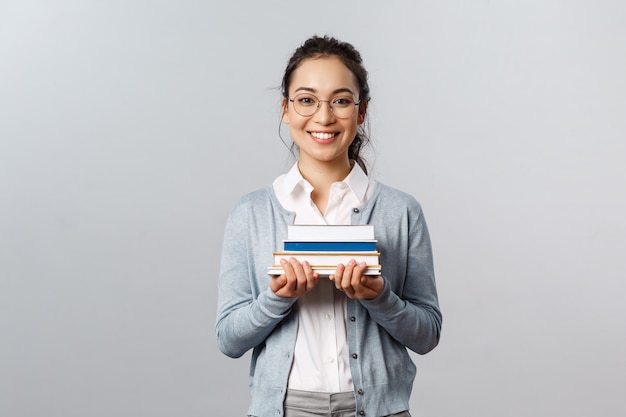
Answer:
[{"left": 297, "top": 158, "right": 353, "bottom": 191}]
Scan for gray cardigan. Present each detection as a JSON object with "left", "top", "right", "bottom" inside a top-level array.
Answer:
[{"left": 216, "top": 182, "right": 442, "bottom": 417}]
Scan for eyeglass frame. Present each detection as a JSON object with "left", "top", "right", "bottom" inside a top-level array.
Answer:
[{"left": 287, "top": 93, "right": 362, "bottom": 119}]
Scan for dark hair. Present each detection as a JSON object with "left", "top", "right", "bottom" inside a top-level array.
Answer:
[{"left": 281, "top": 35, "right": 372, "bottom": 174}]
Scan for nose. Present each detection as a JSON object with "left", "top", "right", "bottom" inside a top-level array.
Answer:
[{"left": 314, "top": 100, "right": 335, "bottom": 124}]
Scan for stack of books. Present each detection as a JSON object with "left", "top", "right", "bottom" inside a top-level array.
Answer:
[{"left": 267, "top": 224, "right": 381, "bottom": 276}]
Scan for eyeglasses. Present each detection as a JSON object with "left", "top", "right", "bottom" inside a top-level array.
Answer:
[{"left": 288, "top": 93, "right": 361, "bottom": 119}]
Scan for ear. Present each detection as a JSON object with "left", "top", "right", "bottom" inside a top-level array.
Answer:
[
  {"left": 357, "top": 101, "right": 368, "bottom": 124},
  {"left": 281, "top": 98, "right": 289, "bottom": 124}
]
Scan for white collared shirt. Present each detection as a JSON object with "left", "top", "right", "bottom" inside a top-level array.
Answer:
[{"left": 272, "top": 161, "right": 375, "bottom": 393}]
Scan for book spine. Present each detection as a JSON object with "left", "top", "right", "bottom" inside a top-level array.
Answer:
[
  {"left": 287, "top": 225, "right": 375, "bottom": 240},
  {"left": 268, "top": 266, "right": 382, "bottom": 276},
  {"left": 283, "top": 241, "right": 377, "bottom": 251}
]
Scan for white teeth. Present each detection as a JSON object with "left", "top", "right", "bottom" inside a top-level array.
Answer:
[{"left": 311, "top": 132, "right": 335, "bottom": 140}]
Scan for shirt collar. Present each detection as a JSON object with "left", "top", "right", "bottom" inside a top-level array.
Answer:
[
  {"left": 343, "top": 162, "right": 370, "bottom": 202},
  {"left": 282, "top": 162, "right": 308, "bottom": 195},
  {"left": 282, "top": 161, "right": 370, "bottom": 202}
]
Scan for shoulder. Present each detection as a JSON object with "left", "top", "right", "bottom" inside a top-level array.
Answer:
[
  {"left": 367, "top": 183, "right": 431, "bottom": 239},
  {"left": 223, "top": 186, "right": 294, "bottom": 243},
  {"left": 225, "top": 187, "right": 268, "bottom": 219},
  {"left": 234, "top": 186, "right": 273, "bottom": 208},
  {"left": 372, "top": 182, "right": 423, "bottom": 213},
  {"left": 228, "top": 186, "right": 292, "bottom": 220}
]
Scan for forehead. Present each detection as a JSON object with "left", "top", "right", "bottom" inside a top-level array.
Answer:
[{"left": 289, "top": 56, "right": 359, "bottom": 95}]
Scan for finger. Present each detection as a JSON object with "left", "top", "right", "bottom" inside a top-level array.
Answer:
[
  {"left": 302, "top": 261, "right": 319, "bottom": 290},
  {"left": 280, "top": 258, "right": 298, "bottom": 292},
  {"left": 352, "top": 262, "right": 368, "bottom": 287},
  {"left": 332, "top": 264, "right": 345, "bottom": 290},
  {"left": 341, "top": 260, "right": 357, "bottom": 297},
  {"left": 289, "top": 257, "right": 308, "bottom": 292}
]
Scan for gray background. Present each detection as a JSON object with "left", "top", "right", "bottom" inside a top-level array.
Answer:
[{"left": 1, "top": 1, "right": 625, "bottom": 416}]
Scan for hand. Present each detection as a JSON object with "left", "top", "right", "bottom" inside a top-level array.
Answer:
[
  {"left": 270, "top": 258, "right": 320, "bottom": 298},
  {"left": 329, "top": 260, "right": 384, "bottom": 299}
]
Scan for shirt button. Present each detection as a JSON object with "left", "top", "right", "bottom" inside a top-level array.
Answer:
[
  {"left": 357, "top": 389, "right": 364, "bottom": 395},
  {"left": 353, "top": 208, "right": 360, "bottom": 213},
  {"left": 352, "top": 353, "right": 358, "bottom": 359},
  {"left": 359, "top": 411, "right": 365, "bottom": 415},
  {"left": 350, "top": 316, "right": 356, "bottom": 322},
  {"left": 325, "top": 313, "right": 333, "bottom": 320}
]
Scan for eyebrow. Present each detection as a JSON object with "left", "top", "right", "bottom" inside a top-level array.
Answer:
[{"left": 294, "top": 87, "right": 356, "bottom": 95}]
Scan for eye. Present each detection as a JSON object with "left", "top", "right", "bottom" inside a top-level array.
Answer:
[
  {"left": 333, "top": 97, "right": 354, "bottom": 107},
  {"left": 295, "top": 94, "right": 317, "bottom": 106}
]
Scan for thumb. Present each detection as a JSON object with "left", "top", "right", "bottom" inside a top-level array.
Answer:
[{"left": 270, "top": 274, "right": 288, "bottom": 292}]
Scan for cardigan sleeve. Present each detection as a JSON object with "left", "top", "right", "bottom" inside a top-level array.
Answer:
[
  {"left": 215, "top": 196, "right": 297, "bottom": 358},
  {"left": 359, "top": 196, "right": 442, "bottom": 354}
]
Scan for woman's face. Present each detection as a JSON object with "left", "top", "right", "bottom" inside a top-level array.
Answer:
[{"left": 282, "top": 56, "right": 365, "bottom": 168}]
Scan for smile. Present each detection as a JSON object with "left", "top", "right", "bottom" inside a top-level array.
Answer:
[{"left": 309, "top": 132, "right": 338, "bottom": 140}]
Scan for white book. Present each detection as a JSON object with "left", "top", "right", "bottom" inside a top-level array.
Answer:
[
  {"left": 267, "top": 265, "right": 382, "bottom": 276},
  {"left": 287, "top": 224, "right": 375, "bottom": 241},
  {"left": 273, "top": 251, "right": 380, "bottom": 265}
]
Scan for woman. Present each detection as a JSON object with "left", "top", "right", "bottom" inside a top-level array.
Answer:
[{"left": 216, "top": 35, "right": 442, "bottom": 417}]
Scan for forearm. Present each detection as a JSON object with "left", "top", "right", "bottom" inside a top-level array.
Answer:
[
  {"left": 216, "top": 288, "right": 296, "bottom": 358},
  {"left": 359, "top": 279, "right": 442, "bottom": 354}
]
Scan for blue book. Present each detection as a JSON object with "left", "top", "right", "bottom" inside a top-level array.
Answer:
[{"left": 283, "top": 240, "right": 378, "bottom": 252}]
